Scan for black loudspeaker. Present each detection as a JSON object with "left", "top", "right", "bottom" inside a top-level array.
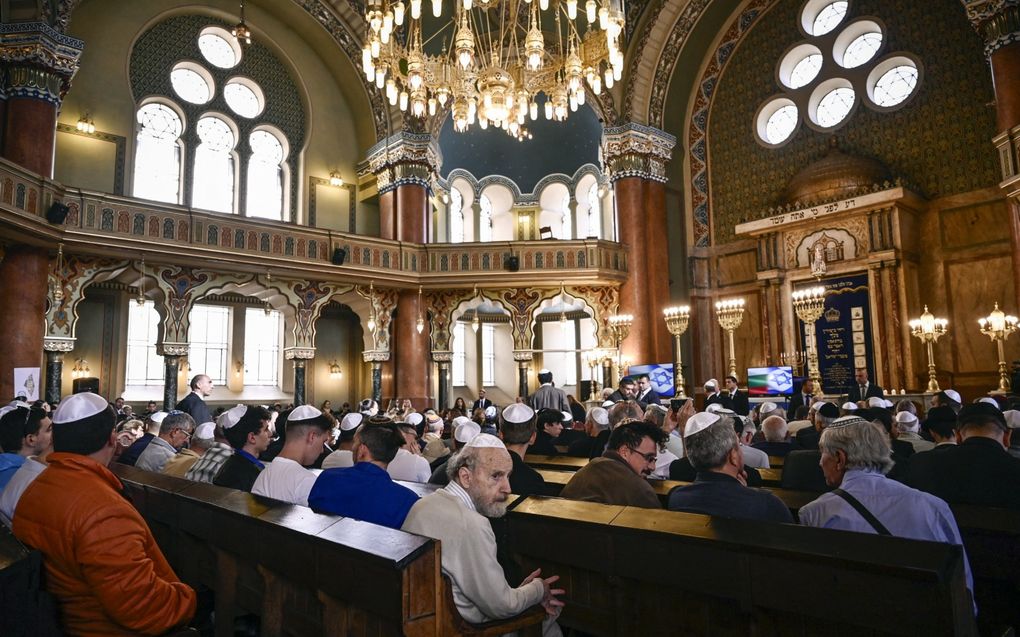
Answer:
[
  {"left": 504, "top": 254, "right": 520, "bottom": 272},
  {"left": 331, "top": 247, "right": 347, "bottom": 265},
  {"left": 46, "top": 202, "right": 70, "bottom": 224},
  {"left": 72, "top": 377, "right": 100, "bottom": 395}
]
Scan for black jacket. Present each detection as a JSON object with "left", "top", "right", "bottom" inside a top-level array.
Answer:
[
  {"left": 212, "top": 453, "right": 263, "bottom": 492},
  {"left": 905, "top": 436, "right": 1020, "bottom": 510},
  {"left": 175, "top": 392, "right": 212, "bottom": 428},
  {"left": 508, "top": 450, "right": 548, "bottom": 497},
  {"left": 529, "top": 430, "right": 559, "bottom": 456},
  {"left": 728, "top": 390, "right": 750, "bottom": 416},
  {"left": 668, "top": 471, "right": 793, "bottom": 523},
  {"left": 846, "top": 383, "right": 884, "bottom": 403}
]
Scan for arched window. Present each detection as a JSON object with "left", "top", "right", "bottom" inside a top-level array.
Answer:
[
  {"left": 192, "top": 116, "right": 237, "bottom": 213},
  {"left": 561, "top": 193, "right": 572, "bottom": 239},
  {"left": 246, "top": 129, "right": 286, "bottom": 219},
  {"left": 479, "top": 194, "right": 493, "bottom": 242},
  {"left": 449, "top": 188, "right": 465, "bottom": 243},
  {"left": 586, "top": 182, "right": 601, "bottom": 238},
  {"left": 133, "top": 102, "right": 184, "bottom": 204}
]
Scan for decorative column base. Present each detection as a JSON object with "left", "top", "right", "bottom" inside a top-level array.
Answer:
[
  {"left": 513, "top": 351, "right": 532, "bottom": 399},
  {"left": 372, "top": 362, "right": 383, "bottom": 404}
]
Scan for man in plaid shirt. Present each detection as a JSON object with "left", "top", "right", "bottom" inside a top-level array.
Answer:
[{"left": 185, "top": 405, "right": 245, "bottom": 483}]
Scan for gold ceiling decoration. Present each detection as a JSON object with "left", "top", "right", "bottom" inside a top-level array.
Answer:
[{"left": 361, "top": 0, "right": 625, "bottom": 139}]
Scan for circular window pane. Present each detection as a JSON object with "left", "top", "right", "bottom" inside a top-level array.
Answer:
[
  {"left": 812, "top": 2, "right": 848, "bottom": 36},
  {"left": 765, "top": 105, "right": 799, "bottom": 144},
  {"left": 224, "top": 81, "right": 264, "bottom": 118},
  {"left": 170, "top": 67, "right": 211, "bottom": 105},
  {"left": 199, "top": 30, "right": 240, "bottom": 69},
  {"left": 789, "top": 54, "right": 822, "bottom": 89},
  {"left": 873, "top": 64, "right": 918, "bottom": 107},
  {"left": 816, "top": 87, "right": 855, "bottom": 127},
  {"left": 196, "top": 117, "right": 236, "bottom": 152},
  {"left": 250, "top": 130, "right": 284, "bottom": 163},
  {"left": 842, "top": 32, "right": 882, "bottom": 68},
  {"left": 137, "top": 103, "right": 183, "bottom": 140}
]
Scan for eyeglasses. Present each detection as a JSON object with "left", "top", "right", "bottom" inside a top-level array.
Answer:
[{"left": 626, "top": 447, "right": 657, "bottom": 464}]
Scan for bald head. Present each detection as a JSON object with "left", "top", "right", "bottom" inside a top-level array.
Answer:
[{"left": 761, "top": 415, "right": 788, "bottom": 442}]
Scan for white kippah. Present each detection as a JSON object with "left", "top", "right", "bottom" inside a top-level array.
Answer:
[
  {"left": 866, "top": 397, "right": 885, "bottom": 409},
  {"left": 53, "top": 392, "right": 109, "bottom": 425},
  {"left": 560, "top": 410, "right": 574, "bottom": 423},
  {"left": 502, "top": 403, "right": 535, "bottom": 424},
  {"left": 217, "top": 404, "right": 247, "bottom": 430},
  {"left": 454, "top": 421, "right": 481, "bottom": 443},
  {"left": 943, "top": 389, "right": 962, "bottom": 404},
  {"left": 359, "top": 398, "right": 379, "bottom": 416},
  {"left": 150, "top": 411, "right": 169, "bottom": 424},
  {"left": 538, "top": 368, "right": 551, "bottom": 375},
  {"left": 829, "top": 415, "right": 869, "bottom": 429},
  {"left": 484, "top": 405, "right": 497, "bottom": 418},
  {"left": 194, "top": 422, "right": 216, "bottom": 440},
  {"left": 590, "top": 407, "right": 609, "bottom": 426},
  {"left": 895, "top": 411, "right": 918, "bottom": 425},
  {"left": 704, "top": 378, "right": 718, "bottom": 389},
  {"left": 841, "top": 402, "right": 858, "bottom": 411},
  {"left": 464, "top": 432, "right": 506, "bottom": 449},
  {"left": 977, "top": 397, "right": 1000, "bottom": 409},
  {"left": 288, "top": 405, "right": 322, "bottom": 423},
  {"left": 809, "top": 401, "right": 824, "bottom": 411},
  {"left": 452, "top": 415, "right": 473, "bottom": 429},
  {"left": 684, "top": 412, "right": 720, "bottom": 438},
  {"left": 705, "top": 402, "right": 725, "bottom": 414},
  {"left": 405, "top": 412, "right": 424, "bottom": 426},
  {"left": 1003, "top": 409, "right": 1020, "bottom": 429},
  {"left": 601, "top": 400, "right": 616, "bottom": 408},
  {"left": 759, "top": 402, "right": 778, "bottom": 415},
  {"left": 340, "top": 412, "right": 363, "bottom": 431}
]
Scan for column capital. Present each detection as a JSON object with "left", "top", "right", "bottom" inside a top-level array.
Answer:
[
  {"left": 963, "top": 0, "right": 1020, "bottom": 56},
  {"left": 431, "top": 351, "right": 453, "bottom": 363},
  {"left": 512, "top": 350, "right": 534, "bottom": 362},
  {"left": 365, "top": 131, "right": 442, "bottom": 194},
  {"left": 601, "top": 122, "right": 677, "bottom": 183},
  {"left": 158, "top": 342, "right": 189, "bottom": 357},
  {"left": 0, "top": 22, "right": 84, "bottom": 103},
  {"left": 284, "top": 347, "right": 315, "bottom": 360},
  {"left": 363, "top": 351, "right": 390, "bottom": 363},
  {"left": 43, "top": 336, "right": 75, "bottom": 352}
]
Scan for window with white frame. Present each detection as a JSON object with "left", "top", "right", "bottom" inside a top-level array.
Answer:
[
  {"left": 246, "top": 129, "right": 287, "bottom": 219},
  {"left": 452, "top": 321, "right": 467, "bottom": 386},
  {"left": 449, "top": 188, "right": 465, "bottom": 243},
  {"left": 479, "top": 194, "right": 493, "bottom": 242},
  {"left": 560, "top": 193, "right": 572, "bottom": 239},
  {"left": 243, "top": 308, "right": 281, "bottom": 386},
  {"left": 126, "top": 300, "right": 164, "bottom": 386},
  {"left": 192, "top": 116, "right": 237, "bottom": 213},
  {"left": 133, "top": 103, "right": 184, "bottom": 204},
  {"left": 188, "top": 305, "right": 231, "bottom": 384},
  {"left": 586, "top": 182, "right": 601, "bottom": 238},
  {"left": 560, "top": 320, "right": 578, "bottom": 386},
  {"left": 482, "top": 324, "right": 496, "bottom": 386}
]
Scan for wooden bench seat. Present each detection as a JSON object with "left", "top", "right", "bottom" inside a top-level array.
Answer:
[
  {"left": 523, "top": 454, "right": 589, "bottom": 471},
  {"left": 505, "top": 496, "right": 977, "bottom": 636}
]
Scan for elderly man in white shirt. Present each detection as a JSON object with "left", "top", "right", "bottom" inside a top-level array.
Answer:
[
  {"left": 894, "top": 411, "right": 935, "bottom": 453},
  {"left": 402, "top": 434, "right": 565, "bottom": 634},
  {"left": 251, "top": 406, "right": 331, "bottom": 506}
]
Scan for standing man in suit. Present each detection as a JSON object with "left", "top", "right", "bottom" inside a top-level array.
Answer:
[
  {"left": 846, "top": 367, "right": 884, "bottom": 403},
  {"left": 175, "top": 374, "right": 213, "bottom": 427},
  {"left": 723, "top": 375, "right": 750, "bottom": 416},
  {"left": 703, "top": 379, "right": 732, "bottom": 410},
  {"left": 786, "top": 378, "right": 815, "bottom": 421},
  {"left": 470, "top": 389, "right": 493, "bottom": 413},
  {"left": 634, "top": 374, "right": 660, "bottom": 405}
]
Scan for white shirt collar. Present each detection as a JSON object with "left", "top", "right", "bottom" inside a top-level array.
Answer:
[{"left": 444, "top": 480, "right": 476, "bottom": 512}]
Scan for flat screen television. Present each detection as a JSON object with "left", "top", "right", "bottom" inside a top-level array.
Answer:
[
  {"left": 627, "top": 363, "right": 675, "bottom": 399},
  {"left": 746, "top": 366, "right": 794, "bottom": 397}
]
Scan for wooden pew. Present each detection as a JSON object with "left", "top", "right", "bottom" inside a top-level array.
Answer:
[
  {"left": 505, "top": 497, "right": 977, "bottom": 636},
  {"left": 768, "top": 455, "right": 785, "bottom": 469},
  {"left": 949, "top": 504, "right": 1020, "bottom": 632},
  {"left": 523, "top": 454, "right": 588, "bottom": 471},
  {"left": 113, "top": 464, "right": 440, "bottom": 636},
  {"left": 0, "top": 524, "right": 60, "bottom": 636}
]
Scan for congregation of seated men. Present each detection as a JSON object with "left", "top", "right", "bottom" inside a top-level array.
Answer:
[{"left": 1, "top": 365, "right": 1019, "bottom": 634}]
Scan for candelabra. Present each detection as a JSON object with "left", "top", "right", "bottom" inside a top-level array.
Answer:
[
  {"left": 779, "top": 350, "right": 806, "bottom": 376},
  {"left": 607, "top": 314, "right": 633, "bottom": 380},
  {"left": 908, "top": 306, "right": 948, "bottom": 393},
  {"left": 978, "top": 303, "right": 1018, "bottom": 394},
  {"left": 663, "top": 305, "right": 690, "bottom": 398},
  {"left": 714, "top": 298, "right": 745, "bottom": 378},
  {"left": 582, "top": 350, "right": 601, "bottom": 401},
  {"left": 791, "top": 286, "right": 826, "bottom": 390}
]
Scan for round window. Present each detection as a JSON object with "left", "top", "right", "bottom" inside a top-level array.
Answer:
[
  {"left": 224, "top": 79, "right": 265, "bottom": 118},
  {"left": 170, "top": 64, "right": 213, "bottom": 105},
  {"left": 198, "top": 27, "right": 242, "bottom": 69}
]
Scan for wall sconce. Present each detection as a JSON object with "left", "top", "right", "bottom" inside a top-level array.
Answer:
[
  {"left": 329, "top": 169, "right": 344, "bottom": 187},
  {"left": 471, "top": 312, "right": 481, "bottom": 334},
  {"left": 136, "top": 255, "right": 147, "bottom": 306},
  {"left": 329, "top": 361, "right": 342, "bottom": 378},
  {"left": 71, "top": 358, "right": 91, "bottom": 379},
  {"left": 416, "top": 286, "right": 425, "bottom": 334},
  {"left": 366, "top": 281, "right": 377, "bottom": 333},
  {"left": 232, "top": 0, "right": 252, "bottom": 46},
  {"left": 76, "top": 113, "right": 96, "bottom": 134}
]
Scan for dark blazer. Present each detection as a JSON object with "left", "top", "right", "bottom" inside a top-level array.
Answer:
[
  {"left": 704, "top": 393, "right": 733, "bottom": 411},
  {"left": 635, "top": 388, "right": 660, "bottom": 405},
  {"left": 175, "top": 392, "right": 212, "bottom": 428},
  {"left": 212, "top": 454, "right": 262, "bottom": 492},
  {"left": 529, "top": 430, "right": 559, "bottom": 456},
  {"left": 728, "top": 389, "right": 750, "bottom": 416},
  {"left": 905, "top": 437, "right": 1020, "bottom": 510},
  {"left": 846, "top": 382, "right": 885, "bottom": 403},
  {"left": 508, "top": 450, "right": 548, "bottom": 497},
  {"left": 786, "top": 392, "right": 813, "bottom": 420},
  {"left": 751, "top": 440, "right": 794, "bottom": 458},
  {"left": 470, "top": 398, "right": 493, "bottom": 412},
  {"left": 668, "top": 457, "right": 763, "bottom": 487},
  {"left": 668, "top": 471, "right": 793, "bottom": 523},
  {"left": 780, "top": 450, "right": 829, "bottom": 493}
]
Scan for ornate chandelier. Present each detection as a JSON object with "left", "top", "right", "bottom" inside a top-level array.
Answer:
[{"left": 361, "top": 0, "right": 625, "bottom": 138}]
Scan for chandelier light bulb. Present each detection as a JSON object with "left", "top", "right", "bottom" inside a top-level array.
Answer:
[
  {"left": 428, "top": 98, "right": 437, "bottom": 115},
  {"left": 480, "top": 117, "right": 488, "bottom": 129},
  {"left": 394, "top": 1, "right": 405, "bottom": 24},
  {"left": 432, "top": 0, "right": 441, "bottom": 17},
  {"left": 586, "top": 0, "right": 597, "bottom": 23},
  {"left": 604, "top": 67, "right": 614, "bottom": 88},
  {"left": 529, "top": 100, "right": 538, "bottom": 120},
  {"left": 566, "top": 0, "right": 577, "bottom": 19},
  {"left": 576, "top": 89, "right": 585, "bottom": 105},
  {"left": 613, "top": 64, "right": 622, "bottom": 81},
  {"left": 544, "top": 100, "right": 553, "bottom": 119},
  {"left": 383, "top": 11, "right": 393, "bottom": 33},
  {"left": 410, "top": 0, "right": 421, "bottom": 18},
  {"left": 539, "top": 0, "right": 549, "bottom": 10},
  {"left": 371, "top": 38, "right": 381, "bottom": 58},
  {"left": 380, "top": 26, "right": 390, "bottom": 44},
  {"left": 599, "top": 6, "right": 609, "bottom": 29},
  {"left": 370, "top": 11, "right": 383, "bottom": 32},
  {"left": 464, "top": 0, "right": 473, "bottom": 9},
  {"left": 399, "top": 90, "right": 408, "bottom": 111}
]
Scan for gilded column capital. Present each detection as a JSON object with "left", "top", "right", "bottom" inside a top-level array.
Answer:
[
  {"left": 963, "top": 0, "right": 1020, "bottom": 56},
  {"left": 600, "top": 122, "right": 677, "bottom": 183},
  {"left": 0, "top": 22, "right": 84, "bottom": 103},
  {"left": 365, "top": 131, "right": 442, "bottom": 194}
]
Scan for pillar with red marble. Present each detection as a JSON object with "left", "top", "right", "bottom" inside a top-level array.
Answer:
[
  {"left": 366, "top": 132, "right": 439, "bottom": 409},
  {"left": 967, "top": 1, "right": 1020, "bottom": 308},
  {"left": 0, "top": 24, "right": 83, "bottom": 400},
  {"left": 601, "top": 123, "right": 677, "bottom": 374}
]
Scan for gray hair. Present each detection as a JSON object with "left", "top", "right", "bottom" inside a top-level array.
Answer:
[
  {"left": 643, "top": 404, "right": 667, "bottom": 427},
  {"left": 816, "top": 414, "right": 837, "bottom": 429},
  {"left": 684, "top": 418, "right": 738, "bottom": 471},
  {"left": 161, "top": 412, "right": 196, "bottom": 435},
  {"left": 761, "top": 415, "right": 788, "bottom": 442},
  {"left": 819, "top": 421, "right": 894, "bottom": 474},
  {"left": 190, "top": 435, "right": 214, "bottom": 451},
  {"left": 446, "top": 446, "right": 482, "bottom": 483},
  {"left": 608, "top": 401, "right": 644, "bottom": 428}
]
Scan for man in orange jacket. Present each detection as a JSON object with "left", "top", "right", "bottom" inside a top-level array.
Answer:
[{"left": 13, "top": 392, "right": 196, "bottom": 636}]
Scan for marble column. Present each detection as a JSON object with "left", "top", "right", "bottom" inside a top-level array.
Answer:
[
  {"left": 44, "top": 350, "right": 63, "bottom": 404},
  {"left": 967, "top": 1, "right": 1020, "bottom": 307},
  {"left": 601, "top": 124, "right": 677, "bottom": 366},
  {"left": 371, "top": 361, "right": 383, "bottom": 404},
  {"left": 163, "top": 355, "right": 181, "bottom": 410},
  {"left": 393, "top": 288, "right": 430, "bottom": 409},
  {"left": 293, "top": 360, "right": 306, "bottom": 406},
  {"left": 436, "top": 360, "right": 450, "bottom": 410},
  {"left": 0, "top": 246, "right": 49, "bottom": 399},
  {"left": 517, "top": 361, "right": 530, "bottom": 399}
]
